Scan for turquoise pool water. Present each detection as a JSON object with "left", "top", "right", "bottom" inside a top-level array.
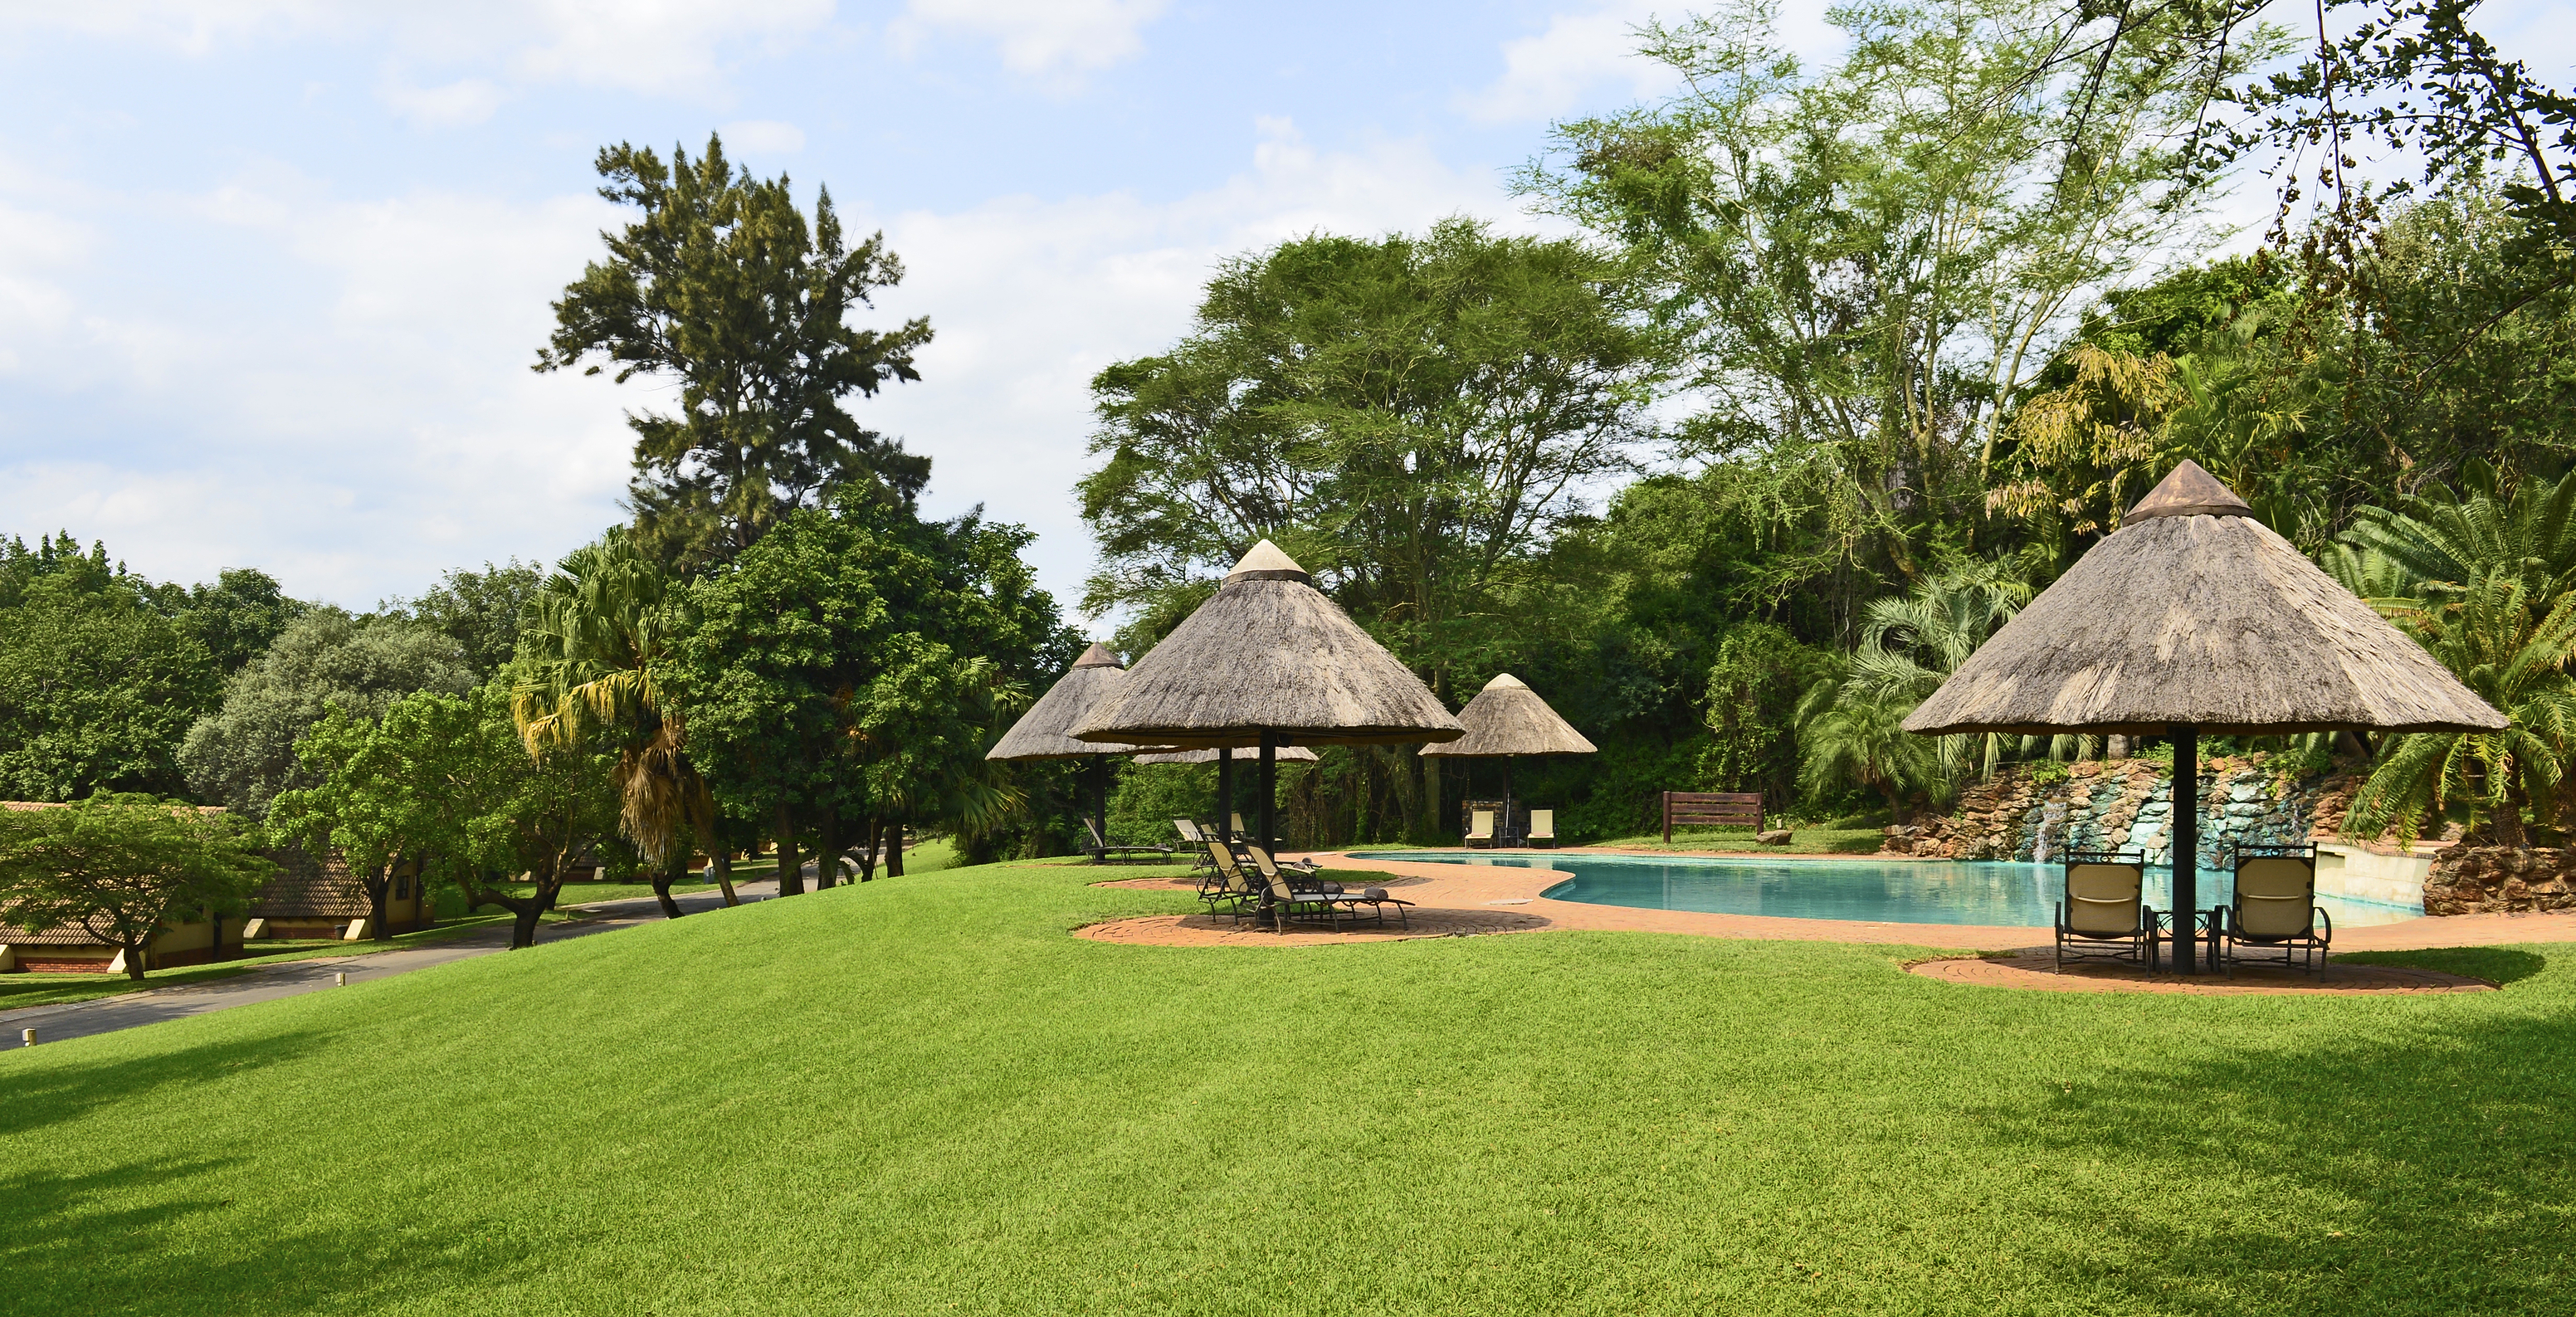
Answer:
[{"left": 1347, "top": 851, "right": 2421, "bottom": 928}]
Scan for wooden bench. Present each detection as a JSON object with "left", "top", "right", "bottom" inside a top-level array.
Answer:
[{"left": 1662, "top": 791, "right": 1763, "bottom": 841}]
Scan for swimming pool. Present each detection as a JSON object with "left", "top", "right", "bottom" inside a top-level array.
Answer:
[{"left": 1347, "top": 851, "right": 2422, "bottom": 928}]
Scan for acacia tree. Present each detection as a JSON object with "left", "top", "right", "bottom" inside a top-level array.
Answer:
[
  {"left": 0, "top": 795, "right": 274, "bottom": 980},
  {"left": 537, "top": 134, "right": 934, "bottom": 572},
  {"left": 1081, "top": 219, "right": 1664, "bottom": 834},
  {"left": 1524, "top": 0, "right": 2280, "bottom": 628}
]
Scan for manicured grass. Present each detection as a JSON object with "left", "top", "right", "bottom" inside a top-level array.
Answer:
[
  {"left": 0, "top": 915, "right": 525, "bottom": 1012},
  {"left": 2, "top": 861, "right": 2569, "bottom": 1315},
  {"left": 1585, "top": 825, "right": 1890, "bottom": 855}
]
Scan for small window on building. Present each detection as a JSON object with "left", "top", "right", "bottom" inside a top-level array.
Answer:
[{"left": 396, "top": 874, "right": 412, "bottom": 900}]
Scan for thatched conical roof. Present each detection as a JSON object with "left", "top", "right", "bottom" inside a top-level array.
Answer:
[
  {"left": 1130, "top": 745, "right": 1319, "bottom": 765},
  {"left": 1903, "top": 461, "right": 2506, "bottom": 736},
  {"left": 1072, "top": 541, "right": 1465, "bottom": 749},
  {"left": 985, "top": 644, "right": 1173, "bottom": 760},
  {"left": 1419, "top": 674, "right": 1598, "bottom": 758}
]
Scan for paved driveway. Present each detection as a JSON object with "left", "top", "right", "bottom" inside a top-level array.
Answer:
[{"left": 3, "top": 880, "right": 781, "bottom": 1049}]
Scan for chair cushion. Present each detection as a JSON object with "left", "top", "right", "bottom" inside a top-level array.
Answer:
[{"left": 1364, "top": 887, "right": 1388, "bottom": 900}]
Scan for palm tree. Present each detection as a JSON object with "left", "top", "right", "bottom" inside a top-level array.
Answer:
[
  {"left": 2344, "top": 569, "right": 2576, "bottom": 846},
  {"left": 1840, "top": 564, "right": 2033, "bottom": 784},
  {"left": 510, "top": 529, "right": 719, "bottom": 916},
  {"left": 1797, "top": 683, "right": 1941, "bottom": 819}
]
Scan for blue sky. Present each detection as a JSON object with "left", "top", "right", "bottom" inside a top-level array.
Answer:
[{"left": 0, "top": 0, "right": 2564, "bottom": 622}]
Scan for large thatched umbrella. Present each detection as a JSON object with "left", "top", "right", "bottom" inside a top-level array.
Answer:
[
  {"left": 985, "top": 643, "right": 1173, "bottom": 857},
  {"left": 1134, "top": 746, "right": 1317, "bottom": 839},
  {"left": 1420, "top": 674, "right": 1597, "bottom": 843},
  {"left": 1071, "top": 540, "right": 1462, "bottom": 863},
  {"left": 1904, "top": 460, "right": 2504, "bottom": 969}
]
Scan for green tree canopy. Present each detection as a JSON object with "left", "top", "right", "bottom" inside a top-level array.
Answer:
[
  {"left": 0, "top": 795, "right": 275, "bottom": 979},
  {"left": 0, "top": 570, "right": 220, "bottom": 802},
  {"left": 381, "top": 561, "right": 544, "bottom": 679},
  {"left": 179, "top": 610, "right": 476, "bottom": 818},
  {"left": 537, "top": 134, "right": 934, "bottom": 571}
]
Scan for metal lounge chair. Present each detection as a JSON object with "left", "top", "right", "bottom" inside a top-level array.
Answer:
[
  {"left": 2055, "top": 851, "right": 2156, "bottom": 970},
  {"left": 1173, "top": 818, "right": 1216, "bottom": 871},
  {"left": 1526, "top": 809, "right": 1557, "bottom": 850},
  {"left": 1258, "top": 872, "right": 1347, "bottom": 931},
  {"left": 1242, "top": 845, "right": 1408, "bottom": 927},
  {"left": 1464, "top": 809, "right": 1495, "bottom": 850},
  {"left": 2222, "top": 844, "right": 2331, "bottom": 974},
  {"left": 1083, "top": 817, "right": 1174, "bottom": 866},
  {"left": 1196, "top": 840, "right": 1261, "bottom": 923}
]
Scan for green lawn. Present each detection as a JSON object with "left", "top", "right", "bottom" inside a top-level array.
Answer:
[
  {"left": 0, "top": 915, "right": 519, "bottom": 1012},
  {"left": 2, "top": 859, "right": 2568, "bottom": 1315},
  {"left": 508, "top": 880, "right": 718, "bottom": 906}
]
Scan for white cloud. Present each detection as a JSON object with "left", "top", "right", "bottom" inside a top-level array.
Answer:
[
  {"left": 849, "top": 118, "right": 1526, "bottom": 621},
  {"left": 0, "top": 119, "right": 1530, "bottom": 616},
  {"left": 0, "top": 0, "right": 839, "bottom": 101},
  {"left": 893, "top": 0, "right": 1166, "bottom": 76},
  {"left": 379, "top": 76, "right": 510, "bottom": 127},
  {"left": 1460, "top": 1, "right": 1852, "bottom": 123},
  {"left": 720, "top": 120, "right": 807, "bottom": 154}
]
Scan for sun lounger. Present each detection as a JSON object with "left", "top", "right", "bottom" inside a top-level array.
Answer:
[
  {"left": 2056, "top": 851, "right": 2155, "bottom": 970},
  {"left": 1083, "top": 817, "right": 1174, "bottom": 866},
  {"left": 1465, "top": 809, "right": 1495, "bottom": 850},
  {"left": 1173, "top": 818, "right": 1217, "bottom": 870},
  {"left": 1197, "top": 840, "right": 1261, "bottom": 922},
  {"left": 1526, "top": 810, "right": 1556, "bottom": 849},
  {"left": 2222, "top": 845, "right": 2330, "bottom": 974}
]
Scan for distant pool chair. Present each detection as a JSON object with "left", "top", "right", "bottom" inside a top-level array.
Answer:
[
  {"left": 1464, "top": 809, "right": 1496, "bottom": 850},
  {"left": 2055, "top": 851, "right": 2156, "bottom": 971},
  {"left": 2222, "top": 844, "right": 2330, "bottom": 974},
  {"left": 1526, "top": 810, "right": 1557, "bottom": 849}
]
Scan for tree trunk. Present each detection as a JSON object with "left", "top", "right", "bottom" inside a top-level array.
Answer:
[
  {"left": 814, "top": 812, "right": 841, "bottom": 890},
  {"left": 774, "top": 804, "right": 803, "bottom": 897},
  {"left": 886, "top": 822, "right": 905, "bottom": 877},
  {"left": 120, "top": 939, "right": 148, "bottom": 980},
  {"left": 367, "top": 864, "right": 393, "bottom": 941},
  {"left": 854, "top": 818, "right": 881, "bottom": 881},
  {"left": 651, "top": 846, "right": 685, "bottom": 919},
  {"left": 710, "top": 846, "right": 739, "bottom": 907}
]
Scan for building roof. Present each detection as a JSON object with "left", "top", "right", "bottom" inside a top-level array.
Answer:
[
  {"left": 251, "top": 844, "right": 373, "bottom": 919},
  {"left": 1419, "top": 674, "right": 1598, "bottom": 758},
  {"left": 1073, "top": 541, "right": 1465, "bottom": 749},
  {"left": 1903, "top": 461, "right": 2510, "bottom": 736}
]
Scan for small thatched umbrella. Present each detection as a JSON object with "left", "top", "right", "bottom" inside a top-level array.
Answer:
[
  {"left": 985, "top": 643, "right": 1174, "bottom": 857},
  {"left": 1134, "top": 745, "right": 1318, "bottom": 838},
  {"left": 1420, "top": 674, "right": 1597, "bottom": 843},
  {"left": 1904, "top": 460, "right": 2504, "bottom": 969},
  {"left": 1072, "top": 540, "right": 1462, "bottom": 863}
]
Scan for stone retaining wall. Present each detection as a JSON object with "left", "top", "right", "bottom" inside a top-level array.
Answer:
[
  {"left": 1885, "top": 754, "right": 2355, "bottom": 870},
  {"left": 2425, "top": 846, "right": 2576, "bottom": 915}
]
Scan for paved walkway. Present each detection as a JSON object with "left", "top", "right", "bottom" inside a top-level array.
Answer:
[
  {"left": 3, "top": 881, "right": 781, "bottom": 1050},
  {"left": 1293, "top": 850, "right": 2576, "bottom": 953}
]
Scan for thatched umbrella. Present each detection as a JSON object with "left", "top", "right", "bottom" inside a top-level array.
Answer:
[
  {"left": 1134, "top": 746, "right": 1317, "bottom": 839},
  {"left": 1071, "top": 539, "right": 1462, "bottom": 863},
  {"left": 1420, "top": 674, "right": 1597, "bottom": 843},
  {"left": 1904, "top": 460, "right": 2503, "bottom": 969},
  {"left": 985, "top": 643, "right": 1173, "bottom": 857}
]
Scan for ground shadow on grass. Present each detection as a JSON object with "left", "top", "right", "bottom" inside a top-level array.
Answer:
[
  {"left": 0, "top": 1030, "right": 328, "bottom": 1139},
  {"left": 0, "top": 1154, "right": 525, "bottom": 1317},
  {"left": 1977, "top": 1004, "right": 2576, "bottom": 1315},
  {"left": 2335, "top": 946, "right": 2549, "bottom": 985}
]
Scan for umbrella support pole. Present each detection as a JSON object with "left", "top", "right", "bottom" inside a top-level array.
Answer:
[
  {"left": 1216, "top": 749, "right": 1232, "bottom": 843},
  {"left": 1093, "top": 754, "right": 1110, "bottom": 866},
  {"left": 2170, "top": 724, "right": 2200, "bottom": 973}
]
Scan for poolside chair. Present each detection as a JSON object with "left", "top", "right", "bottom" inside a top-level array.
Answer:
[
  {"left": 1197, "top": 840, "right": 1262, "bottom": 923},
  {"left": 1082, "top": 817, "right": 1174, "bottom": 866},
  {"left": 2222, "top": 844, "right": 2331, "bottom": 975},
  {"left": 1173, "top": 818, "right": 1216, "bottom": 871},
  {"left": 2055, "top": 851, "right": 2156, "bottom": 971},
  {"left": 1526, "top": 810, "right": 1557, "bottom": 850},
  {"left": 1465, "top": 810, "right": 1496, "bottom": 850},
  {"left": 1258, "top": 872, "right": 1348, "bottom": 931}
]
